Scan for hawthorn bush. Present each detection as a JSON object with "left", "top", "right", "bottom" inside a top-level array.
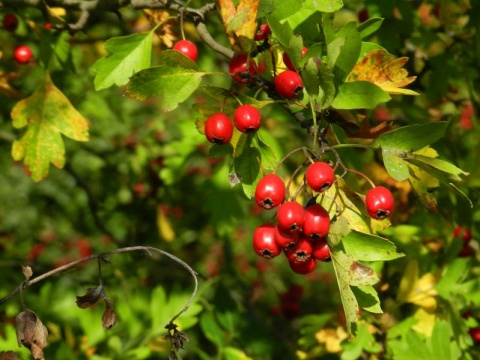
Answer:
[{"left": 0, "top": 0, "right": 479, "bottom": 359}]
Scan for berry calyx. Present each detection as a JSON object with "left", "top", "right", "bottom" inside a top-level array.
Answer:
[
  {"left": 2, "top": 13, "right": 18, "bottom": 32},
  {"left": 303, "top": 204, "right": 330, "bottom": 240},
  {"left": 229, "top": 54, "right": 257, "bottom": 84},
  {"left": 282, "top": 46, "right": 308, "bottom": 71},
  {"left": 172, "top": 40, "right": 198, "bottom": 62},
  {"left": 274, "top": 70, "right": 304, "bottom": 99},
  {"left": 312, "top": 238, "right": 330, "bottom": 261},
  {"left": 13, "top": 45, "right": 33, "bottom": 64},
  {"left": 253, "top": 224, "right": 281, "bottom": 259},
  {"left": 204, "top": 113, "right": 233, "bottom": 144},
  {"left": 233, "top": 104, "right": 262, "bottom": 134},
  {"left": 305, "top": 162, "right": 335, "bottom": 192},
  {"left": 255, "top": 174, "right": 286, "bottom": 210},
  {"left": 277, "top": 201, "right": 304, "bottom": 233},
  {"left": 284, "top": 237, "right": 313, "bottom": 264},
  {"left": 365, "top": 186, "right": 394, "bottom": 220},
  {"left": 255, "top": 24, "right": 271, "bottom": 41},
  {"left": 289, "top": 258, "right": 316, "bottom": 275}
]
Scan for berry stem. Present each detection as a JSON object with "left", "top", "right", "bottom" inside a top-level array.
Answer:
[
  {"left": 179, "top": 9, "right": 186, "bottom": 40},
  {"left": 347, "top": 168, "right": 376, "bottom": 188},
  {"left": 273, "top": 146, "right": 315, "bottom": 174},
  {"left": 331, "top": 143, "right": 372, "bottom": 150}
]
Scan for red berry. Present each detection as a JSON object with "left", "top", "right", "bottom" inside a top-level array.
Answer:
[
  {"left": 253, "top": 224, "right": 281, "bottom": 259},
  {"left": 469, "top": 328, "right": 480, "bottom": 343},
  {"left": 255, "top": 174, "right": 286, "bottom": 210},
  {"left": 233, "top": 104, "right": 262, "bottom": 134},
  {"left": 274, "top": 70, "right": 304, "bottom": 99},
  {"left": 365, "top": 186, "right": 394, "bottom": 220},
  {"left": 2, "top": 13, "right": 18, "bottom": 32},
  {"left": 13, "top": 45, "right": 33, "bottom": 64},
  {"left": 274, "top": 226, "right": 298, "bottom": 248},
  {"left": 284, "top": 237, "right": 313, "bottom": 264},
  {"left": 312, "top": 238, "right": 330, "bottom": 261},
  {"left": 282, "top": 46, "right": 308, "bottom": 71},
  {"left": 204, "top": 113, "right": 233, "bottom": 144},
  {"left": 255, "top": 24, "right": 271, "bottom": 41},
  {"left": 303, "top": 204, "right": 330, "bottom": 240},
  {"left": 305, "top": 162, "right": 335, "bottom": 192},
  {"left": 358, "top": 8, "right": 369, "bottom": 23},
  {"left": 44, "top": 23, "right": 52, "bottom": 30},
  {"left": 458, "top": 244, "right": 474, "bottom": 257},
  {"left": 173, "top": 40, "right": 198, "bottom": 62},
  {"left": 277, "top": 201, "right": 304, "bottom": 233},
  {"left": 229, "top": 54, "right": 257, "bottom": 84},
  {"left": 454, "top": 226, "right": 472, "bottom": 242},
  {"left": 289, "top": 257, "right": 316, "bottom": 275}
]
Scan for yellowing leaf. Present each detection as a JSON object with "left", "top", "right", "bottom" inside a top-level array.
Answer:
[
  {"left": 315, "top": 327, "right": 348, "bottom": 353},
  {"left": 0, "top": 71, "right": 23, "bottom": 99},
  {"left": 215, "top": 0, "right": 259, "bottom": 52},
  {"left": 11, "top": 73, "right": 89, "bottom": 182},
  {"left": 348, "top": 49, "right": 418, "bottom": 95},
  {"left": 157, "top": 205, "right": 175, "bottom": 242},
  {"left": 397, "top": 260, "right": 437, "bottom": 311},
  {"left": 412, "top": 308, "right": 437, "bottom": 337},
  {"left": 143, "top": 9, "right": 178, "bottom": 48}
]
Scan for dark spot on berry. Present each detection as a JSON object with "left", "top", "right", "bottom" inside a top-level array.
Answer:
[
  {"left": 375, "top": 209, "right": 390, "bottom": 220},
  {"left": 262, "top": 198, "right": 275, "bottom": 209},
  {"left": 261, "top": 249, "right": 274, "bottom": 259},
  {"left": 294, "top": 251, "right": 310, "bottom": 262},
  {"left": 294, "top": 85, "right": 304, "bottom": 96},
  {"left": 319, "top": 182, "right": 332, "bottom": 192}
]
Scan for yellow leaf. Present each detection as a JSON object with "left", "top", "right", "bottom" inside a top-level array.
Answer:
[
  {"left": 315, "top": 327, "right": 348, "bottom": 353},
  {"left": 157, "top": 205, "right": 175, "bottom": 242},
  {"left": 215, "top": 0, "right": 259, "bottom": 52},
  {"left": 397, "top": 260, "right": 437, "bottom": 310},
  {"left": 412, "top": 308, "right": 436, "bottom": 337},
  {"left": 143, "top": 9, "right": 178, "bottom": 48},
  {"left": 348, "top": 49, "right": 418, "bottom": 96}
]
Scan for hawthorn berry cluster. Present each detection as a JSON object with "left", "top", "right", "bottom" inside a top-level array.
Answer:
[
  {"left": 2, "top": 13, "right": 34, "bottom": 64},
  {"left": 251, "top": 153, "right": 395, "bottom": 275}
]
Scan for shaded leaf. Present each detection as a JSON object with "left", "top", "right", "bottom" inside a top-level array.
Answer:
[
  {"left": 397, "top": 260, "right": 437, "bottom": 310},
  {"left": 15, "top": 309, "right": 48, "bottom": 360},
  {"left": 92, "top": 31, "right": 153, "bottom": 90},
  {"left": 357, "top": 18, "right": 384, "bottom": 39},
  {"left": 351, "top": 286, "right": 382, "bottom": 313},
  {"left": 327, "top": 22, "right": 361, "bottom": 83},
  {"left": 316, "top": 61, "right": 336, "bottom": 109},
  {"left": 76, "top": 285, "right": 104, "bottom": 309},
  {"left": 102, "top": 300, "right": 117, "bottom": 329},
  {"left": 11, "top": 73, "right": 89, "bottom": 182},
  {"left": 347, "top": 49, "right": 418, "bottom": 95},
  {"left": 332, "top": 81, "right": 391, "bottom": 110}
]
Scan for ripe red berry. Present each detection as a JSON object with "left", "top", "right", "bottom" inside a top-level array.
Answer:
[
  {"left": 44, "top": 23, "right": 52, "bottom": 30},
  {"left": 233, "top": 104, "right": 262, "bottom": 134},
  {"left": 173, "top": 40, "right": 198, "bottom": 62},
  {"left": 204, "top": 113, "right": 233, "bottom": 144},
  {"left": 274, "top": 70, "right": 304, "bottom": 99},
  {"left": 2, "top": 13, "right": 18, "bottom": 32},
  {"left": 365, "top": 186, "right": 394, "bottom": 220},
  {"left": 305, "top": 162, "right": 335, "bottom": 192},
  {"left": 454, "top": 226, "right": 472, "bottom": 242},
  {"left": 289, "top": 257, "right": 316, "bottom": 275},
  {"left": 274, "top": 226, "right": 298, "bottom": 248},
  {"left": 358, "top": 8, "right": 369, "bottom": 23},
  {"left": 277, "top": 201, "right": 304, "bottom": 233},
  {"left": 469, "top": 328, "right": 480, "bottom": 343},
  {"left": 282, "top": 46, "right": 308, "bottom": 71},
  {"left": 255, "top": 174, "right": 285, "bottom": 210},
  {"left": 312, "top": 238, "right": 330, "bottom": 261},
  {"left": 253, "top": 224, "right": 281, "bottom": 259},
  {"left": 255, "top": 24, "right": 271, "bottom": 41},
  {"left": 284, "top": 237, "right": 313, "bottom": 264},
  {"left": 229, "top": 54, "right": 257, "bottom": 84},
  {"left": 303, "top": 204, "right": 330, "bottom": 240},
  {"left": 13, "top": 45, "right": 33, "bottom": 64}
]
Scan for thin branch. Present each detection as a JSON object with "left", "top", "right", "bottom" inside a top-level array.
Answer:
[{"left": 0, "top": 246, "right": 199, "bottom": 326}]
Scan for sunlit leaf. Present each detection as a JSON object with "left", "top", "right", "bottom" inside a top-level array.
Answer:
[
  {"left": 332, "top": 81, "right": 391, "bottom": 110},
  {"left": 397, "top": 260, "right": 437, "bottom": 311},
  {"left": 303, "top": 0, "right": 344, "bottom": 13},
  {"left": 327, "top": 22, "right": 361, "bottom": 83},
  {"left": 92, "top": 31, "right": 153, "bottom": 90},
  {"left": 342, "top": 230, "right": 404, "bottom": 261},
  {"left": 347, "top": 49, "right": 418, "bottom": 95},
  {"left": 351, "top": 286, "right": 382, "bottom": 313},
  {"left": 11, "top": 73, "right": 89, "bottom": 182}
]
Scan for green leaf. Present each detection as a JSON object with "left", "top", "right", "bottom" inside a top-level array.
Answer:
[
  {"left": 331, "top": 250, "right": 380, "bottom": 287},
  {"left": 270, "top": 0, "right": 303, "bottom": 21},
  {"left": 328, "top": 216, "right": 351, "bottom": 247},
  {"left": 332, "top": 81, "right": 391, "bottom": 109},
  {"left": 92, "top": 32, "right": 153, "bottom": 90},
  {"left": 11, "top": 73, "right": 89, "bottom": 182},
  {"left": 125, "top": 51, "right": 210, "bottom": 111},
  {"left": 405, "top": 154, "right": 469, "bottom": 183},
  {"left": 373, "top": 122, "right": 448, "bottom": 152},
  {"left": 351, "top": 286, "right": 382, "bottom": 314},
  {"left": 223, "top": 347, "right": 253, "bottom": 360},
  {"left": 233, "top": 135, "right": 262, "bottom": 198},
  {"left": 341, "top": 322, "right": 381, "bottom": 360},
  {"left": 342, "top": 230, "right": 405, "bottom": 261},
  {"left": 200, "top": 312, "right": 225, "bottom": 347},
  {"left": 381, "top": 148, "right": 410, "bottom": 181},
  {"left": 316, "top": 61, "right": 336, "bottom": 109},
  {"left": 328, "top": 22, "right": 361, "bottom": 83},
  {"left": 357, "top": 18, "right": 384, "bottom": 39},
  {"left": 303, "top": 57, "right": 321, "bottom": 97},
  {"left": 303, "top": 0, "right": 344, "bottom": 12},
  {"left": 435, "top": 258, "right": 470, "bottom": 298},
  {"left": 253, "top": 132, "right": 277, "bottom": 171},
  {"left": 427, "top": 319, "right": 453, "bottom": 360}
]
